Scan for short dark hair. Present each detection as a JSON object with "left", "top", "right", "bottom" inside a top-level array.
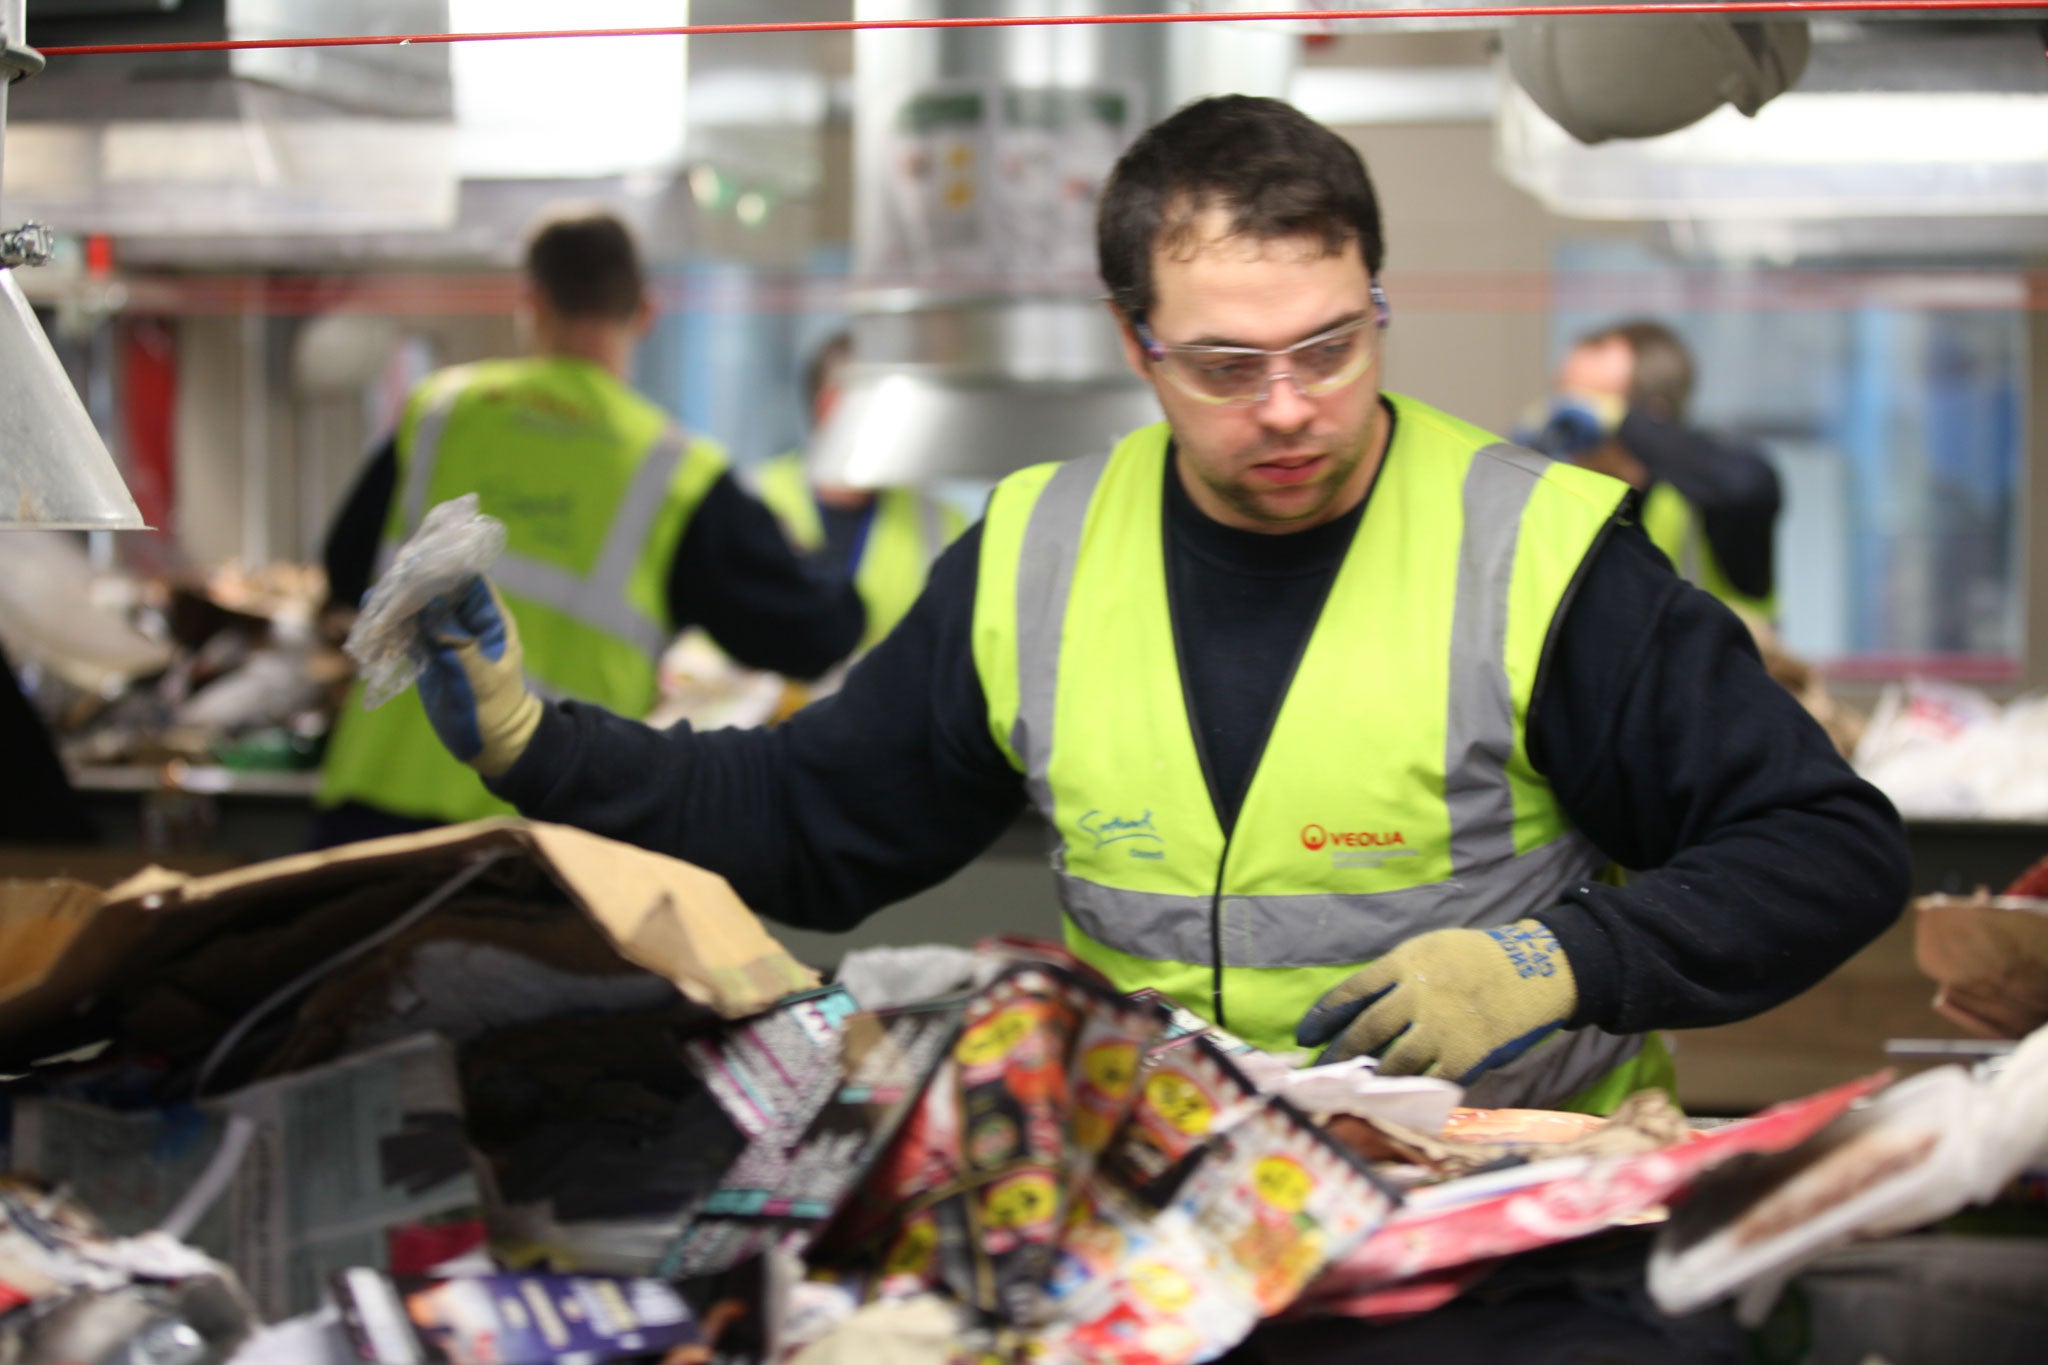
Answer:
[
  {"left": 1579, "top": 318, "right": 1696, "bottom": 421},
  {"left": 523, "top": 208, "right": 645, "bottom": 322},
  {"left": 1097, "top": 95, "right": 1385, "bottom": 322},
  {"left": 805, "top": 330, "right": 852, "bottom": 413}
]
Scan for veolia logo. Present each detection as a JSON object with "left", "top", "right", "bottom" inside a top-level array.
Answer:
[{"left": 1303, "top": 823, "right": 1407, "bottom": 851}]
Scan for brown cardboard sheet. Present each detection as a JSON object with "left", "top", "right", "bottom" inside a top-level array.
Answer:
[{"left": 0, "top": 817, "right": 818, "bottom": 1061}]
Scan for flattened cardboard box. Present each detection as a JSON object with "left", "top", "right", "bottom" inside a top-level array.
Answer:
[{"left": 0, "top": 817, "right": 819, "bottom": 1062}]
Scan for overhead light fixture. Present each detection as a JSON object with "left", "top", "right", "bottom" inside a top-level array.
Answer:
[
  {"left": 449, "top": 0, "right": 689, "bottom": 179},
  {"left": 1, "top": 1, "right": 145, "bottom": 531},
  {"left": 0, "top": 243, "right": 144, "bottom": 530}
]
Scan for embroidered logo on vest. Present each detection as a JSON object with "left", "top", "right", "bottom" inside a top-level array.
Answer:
[{"left": 1079, "top": 809, "right": 1165, "bottom": 861}]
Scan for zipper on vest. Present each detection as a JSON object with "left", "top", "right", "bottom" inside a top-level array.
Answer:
[
  {"left": 1206, "top": 844, "right": 1232, "bottom": 1028},
  {"left": 1158, "top": 430, "right": 1396, "bottom": 1035}
]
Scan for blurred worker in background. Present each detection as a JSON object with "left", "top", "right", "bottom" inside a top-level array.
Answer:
[
  {"left": 751, "top": 331, "right": 965, "bottom": 652},
  {"left": 0, "top": 638, "right": 95, "bottom": 844},
  {"left": 1522, "top": 319, "right": 1781, "bottom": 620},
  {"left": 310, "top": 207, "right": 864, "bottom": 849}
]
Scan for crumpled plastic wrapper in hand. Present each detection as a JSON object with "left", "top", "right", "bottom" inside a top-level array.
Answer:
[{"left": 341, "top": 493, "right": 506, "bottom": 709}]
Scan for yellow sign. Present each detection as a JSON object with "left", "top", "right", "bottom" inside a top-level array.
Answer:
[
  {"left": 1251, "top": 1155, "right": 1315, "bottom": 1214},
  {"left": 1143, "top": 1070, "right": 1216, "bottom": 1137}
]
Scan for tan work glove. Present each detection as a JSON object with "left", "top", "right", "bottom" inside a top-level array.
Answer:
[
  {"left": 1294, "top": 919, "right": 1578, "bottom": 1081},
  {"left": 415, "top": 577, "right": 544, "bottom": 779}
]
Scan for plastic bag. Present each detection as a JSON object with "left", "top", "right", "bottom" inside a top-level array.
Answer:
[
  {"left": 1649, "top": 1021, "right": 2048, "bottom": 1319},
  {"left": 342, "top": 494, "right": 506, "bottom": 709},
  {"left": 1853, "top": 679, "right": 2048, "bottom": 820}
]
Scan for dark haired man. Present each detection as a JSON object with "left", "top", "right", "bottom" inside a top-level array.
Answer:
[
  {"left": 1530, "top": 318, "right": 1782, "bottom": 620},
  {"left": 403, "top": 102, "right": 1905, "bottom": 1111},
  {"left": 312, "top": 208, "right": 864, "bottom": 847}
]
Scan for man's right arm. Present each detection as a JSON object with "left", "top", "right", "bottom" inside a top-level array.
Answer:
[{"left": 490, "top": 525, "right": 1028, "bottom": 932}]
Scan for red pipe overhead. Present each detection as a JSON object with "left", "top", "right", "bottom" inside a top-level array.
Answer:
[{"left": 37, "top": 2, "right": 2048, "bottom": 60}]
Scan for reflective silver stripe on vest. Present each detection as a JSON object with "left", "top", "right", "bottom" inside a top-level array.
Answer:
[
  {"left": 1011, "top": 452, "right": 1113, "bottom": 825},
  {"left": 485, "top": 428, "right": 689, "bottom": 657},
  {"left": 1444, "top": 444, "right": 1548, "bottom": 876},
  {"left": 1059, "top": 828, "right": 1602, "bottom": 969},
  {"left": 584, "top": 425, "right": 689, "bottom": 635},
  {"left": 918, "top": 494, "right": 946, "bottom": 562},
  {"left": 403, "top": 385, "right": 462, "bottom": 533}
]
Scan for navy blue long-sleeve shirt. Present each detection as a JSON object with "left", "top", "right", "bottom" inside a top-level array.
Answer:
[{"left": 489, "top": 415, "right": 1907, "bottom": 1037}]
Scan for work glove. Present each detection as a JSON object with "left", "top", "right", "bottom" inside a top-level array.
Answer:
[
  {"left": 415, "top": 576, "right": 543, "bottom": 779},
  {"left": 1293, "top": 919, "right": 1577, "bottom": 1081},
  {"left": 1514, "top": 392, "right": 1626, "bottom": 461}
]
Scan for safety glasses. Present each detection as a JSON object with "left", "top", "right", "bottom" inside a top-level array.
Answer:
[{"left": 1134, "top": 282, "right": 1390, "bottom": 408}]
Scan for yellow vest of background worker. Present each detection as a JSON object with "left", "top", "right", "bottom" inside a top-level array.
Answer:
[
  {"left": 1640, "top": 481, "right": 1777, "bottom": 621},
  {"left": 752, "top": 452, "right": 966, "bottom": 650},
  {"left": 319, "top": 356, "right": 726, "bottom": 824},
  {"left": 974, "top": 395, "right": 1676, "bottom": 1113}
]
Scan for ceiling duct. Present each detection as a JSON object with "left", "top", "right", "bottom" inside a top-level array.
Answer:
[
  {"left": 1497, "top": 19, "right": 2048, "bottom": 242},
  {"left": 3, "top": 0, "right": 458, "bottom": 237},
  {"left": 810, "top": 0, "right": 1296, "bottom": 488},
  {"left": 1, "top": 0, "right": 143, "bottom": 530},
  {"left": 1504, "top": 15, "right": 1810, "bottom": 144}
]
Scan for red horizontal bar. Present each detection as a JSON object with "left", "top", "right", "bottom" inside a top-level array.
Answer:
[
  {"left": 36, "top": 3, "right": 2048, "bottom": 60},
  {"left": 57, "top": 267, "right": 2048, "bottom": 319},
  {"left": 1821, "top": 654, "right": 2022, "bottom": 684}
]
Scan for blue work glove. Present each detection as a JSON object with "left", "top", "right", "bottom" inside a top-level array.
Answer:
[
  {"left": 1514, "top": 392, "right": 1626, "bottom": 461},
  {"left": 416, "top": 576, "right": 543, "bottom": 779},
  {"left": 1294, "top": 920, "right": 1578, "bottom": 1081}
]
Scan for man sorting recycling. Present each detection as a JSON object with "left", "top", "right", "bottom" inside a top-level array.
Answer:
[{"left": 405, "top": 96, "right": 1907, "bottom": 1112}]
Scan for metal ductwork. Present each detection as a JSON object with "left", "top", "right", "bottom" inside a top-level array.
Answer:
[
  {"left": 4, "top": 0, "right": 458, "bottom": 237},
  {"left": 1497, "top": 19, "right": 2048, "bottom": 240},
  {"left": 811, "top": 0, "right": 1296, "bottom": 488}
]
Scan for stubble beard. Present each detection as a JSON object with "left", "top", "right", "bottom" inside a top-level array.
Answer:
[{"left": 1210, "top": 420, "right": 1374, "bottom": 531}]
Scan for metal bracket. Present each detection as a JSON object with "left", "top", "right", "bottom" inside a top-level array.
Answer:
[
  {"left": 1, "top": 39, "right": 44, "bottom": 85},
  {"left": 0, "top": 222, "right": 54, "bottom": 269}
]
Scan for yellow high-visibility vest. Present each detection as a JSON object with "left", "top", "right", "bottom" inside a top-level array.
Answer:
[
  {"left": 1640, "top": 481, "right": 1777, "bottom": 620},
  {"left": 753, "top": 452, "right": 964, "bottom": 649},
  {"left": 972, "top": 394, "right": 1675, "bottom": 1112},
  {"left": 319, "top": 356, "right": 725, "bottom": 824}
]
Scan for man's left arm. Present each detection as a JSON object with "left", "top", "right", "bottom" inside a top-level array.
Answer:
[
  {"left": 666, "top": 472, "right": 867, "bottom": 680},
  {"left": 1529, "top": 526, "right": 1910, "bottom": 1033},
  {"left": 1620, "top": 412, "right": 1780, "bottom": 601}
]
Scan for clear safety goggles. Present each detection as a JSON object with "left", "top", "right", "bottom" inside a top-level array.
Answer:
[{"left": 1133, "top": 282, "right": 1390, "bottom": 408}]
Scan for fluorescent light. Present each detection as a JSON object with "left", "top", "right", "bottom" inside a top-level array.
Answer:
[
  {"left": 1292, "top": 65, "right": 1500, "bottom": 126},
  {"left": 450, "top": 1, "right": 689, "bottom": 180},
  {"left": 1499, "top": 80, "right": 2048, "bottom": 220}
]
